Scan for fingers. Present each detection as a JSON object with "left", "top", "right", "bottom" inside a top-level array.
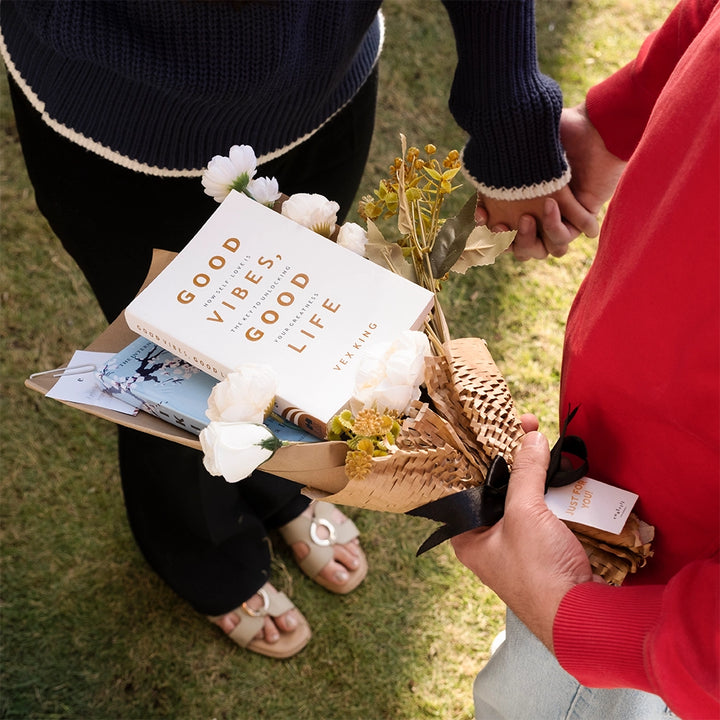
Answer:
[
  {"left": 511, "top": 214, "right": 548, "bottom": 261},
  {"left": 479, "top": 191, "right": 598, "bottom": 261},
  {"left": 518, "top": 413, "right": 539, "bottom": 433},
  {"left": 515, "top": 198, "right": 589, "bottom": 260},
  {"left": 475, "top": 202, "right": 489, "bottom": 226},
  {"left": 539, "top": 199, "right": 576, "bottom": 257},
  {"left": 505, "top": 431, "right": 550, "bottom": 504},
  {"left": 554, "top": 193, "right": 600, "bottom": 240}
]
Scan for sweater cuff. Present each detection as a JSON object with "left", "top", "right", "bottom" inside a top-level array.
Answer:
[
  {"left": 444, "top": 0, "right": 569, "bottom": 200},
  {"left": 461, "top": 146, "right": 571, "bottom": 200},
  {"left": 553, "top": 581, "right": 664, "bottom": 692}
]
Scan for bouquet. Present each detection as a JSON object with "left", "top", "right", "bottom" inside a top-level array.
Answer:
[{"left": 197, "top": 138, "right": 653, "bottom": 586}]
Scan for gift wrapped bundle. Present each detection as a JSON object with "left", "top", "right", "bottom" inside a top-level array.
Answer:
[{"left": 27, "top": 139, "right": 653, "bottom": 586}]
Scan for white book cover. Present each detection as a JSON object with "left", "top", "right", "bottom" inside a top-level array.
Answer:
[{"left": 125, "top": 191, "right": 434, "bottom": 437}]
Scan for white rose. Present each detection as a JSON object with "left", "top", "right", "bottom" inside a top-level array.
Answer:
[
  {"left": 337, "top": 222, "right": 368, "bottom": 256},
  {"left": 200, "top": 422, "right": 282, "bottom": 483},
  {"left": 201, "top": 144, "right": 258, "bottom": 202},
  {"left": 206, "top": 364, "right": 278, "bottom": 423},
  {"left": 247, "top": 176, "right": 281, "bottom": 207},
  {"left": 281, "top": 192, "right": 340, "bottom": 237},
  {"left": 350, "top": 331, "right": 431, "bottom": 415}
]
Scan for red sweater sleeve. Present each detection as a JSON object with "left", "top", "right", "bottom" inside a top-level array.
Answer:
[
  {"left": 585, "top": 0, "right": 719, "bottom": 159},
  {"left": 554, "top": 558, "right": 720, "bottom": 719}
]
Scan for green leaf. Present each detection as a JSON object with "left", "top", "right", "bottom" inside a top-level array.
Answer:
[{"left": 429, "top": 192, "right": 478, "bottom": 277}]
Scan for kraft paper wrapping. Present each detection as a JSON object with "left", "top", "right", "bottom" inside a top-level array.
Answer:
[
  {"left": 303, "top": 336, "right": 526, "bottom": 511},
  {"left": 566, "top": 514, "right": 655, "bottom": 586}
]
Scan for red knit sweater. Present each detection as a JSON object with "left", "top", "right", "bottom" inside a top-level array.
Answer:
[{"left": 555, "top": 1, "right": 720, "bottom": 717}]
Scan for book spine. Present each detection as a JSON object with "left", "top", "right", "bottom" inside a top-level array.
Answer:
[
  {"left": 143, "top": 401, "right": 206, "bottom": 436},
  {"left": 274, "top": 399, "right": 329, "bottom": 440},
  {"left": 124, "top": 313, "right": 229, "bottom": 381}
]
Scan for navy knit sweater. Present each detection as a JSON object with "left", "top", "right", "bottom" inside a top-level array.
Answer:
[{"left": 0, "top": 0, "right": 569, "bottom": 199}]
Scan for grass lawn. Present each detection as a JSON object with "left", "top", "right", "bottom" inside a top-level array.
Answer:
[{"left": 1, "top": 1, "right": 673, "bottom": 718}]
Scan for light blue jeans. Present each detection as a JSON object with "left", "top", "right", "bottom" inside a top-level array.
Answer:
[{"left": 473, "top": 609, "right": 677, "bottom": 720}]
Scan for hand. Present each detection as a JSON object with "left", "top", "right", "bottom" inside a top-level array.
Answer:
[
  {"left": 476, "top": 186, "right": 599, "bottom": 261},
  {"left": 560, "top": 103, "right": 627, "bottom": 214},
  {"left": 475, "top": 102, "right": 627, "bottom": 261},
  {"left": 451, "top": 431, "right": 593, "bottom": 653}
]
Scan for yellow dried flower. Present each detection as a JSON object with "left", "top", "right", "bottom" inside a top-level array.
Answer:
[
  {"left": 345, "top": 449, "right": 374, "bottom": 481},
  {"left": 353, "top": 408, "right": 388, "bottom": 436},
  {"left": 327, "top": 409, "right": 357, "bottom": 440},
  {"left": 405, "top": 187, "right": 422, "bottom": 203},
  {"left": 356, "top": 437, "right": 376, "bottom": 455},
  {"left": 354, "top": 137, "right": 464, "bottom": 347},
  {"left": 358, "top": 195, "right": 383, "bottom": 221},
  {"left": 383, "top": 191, "right": 399, "bottom": 214}
]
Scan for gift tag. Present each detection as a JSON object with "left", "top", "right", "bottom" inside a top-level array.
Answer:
[
  {"left": 44, "top": 350, "right": 138, "bottom": 415},
  {"left": 545, "top": 476, "right": 638, "bottom": 535}
]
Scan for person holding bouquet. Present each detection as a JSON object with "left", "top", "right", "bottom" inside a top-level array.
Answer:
[
  {"left": 454, "top": 0, "right": 719, "bottom": 717},
  {"left": 1, "top": 0, "right": 599, "bottom": 658}
]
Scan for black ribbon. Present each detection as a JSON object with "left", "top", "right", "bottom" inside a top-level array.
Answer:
[{"left": 407, "top": 406, "right": 588, "bottom": 555}]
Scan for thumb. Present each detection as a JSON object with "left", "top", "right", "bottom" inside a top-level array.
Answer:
[{"left": 506, "top": 431, "right": 550, "bottom": 505}]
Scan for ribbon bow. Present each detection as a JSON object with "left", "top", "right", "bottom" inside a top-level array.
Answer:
[{"left": 408, "top": 406, "right": 587, "bottom": 555}]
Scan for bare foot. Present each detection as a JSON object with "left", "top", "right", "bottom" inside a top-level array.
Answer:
[
  {"left": 291, "top": 506, "right": 363, "bottom": 590},
  {"left": 210, "top": 583, "right": 300, "bottom": 644}
]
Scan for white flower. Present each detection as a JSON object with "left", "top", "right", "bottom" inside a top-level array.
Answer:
[
  {"left": 201, "top": 144, "right": 258, "bottom": 202},
  {"left": 206, "top": 364, "right": 278, "bottom": 423},
  {"left": 350, "top": 330, "right": 431, "bottom": 415},
  {"left": 200, "top": 421, "right": 282, "bottom": 482},
  {"left": 246, "top": 176, "right": 281, "bottom": 207},
  {"left": 281, "top": 192, "right": 340, "bottom": 237},
  {"left": 337, "top": 222, "right": 368, "bottom": 256}
]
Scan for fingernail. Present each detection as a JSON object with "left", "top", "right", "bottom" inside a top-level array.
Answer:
[
  {"left": 524, "top": 431, "right": 546, "bottom": 447},
  {"left": 285, "top": 615, "right": 297, "bottom": 630},
  {"left": 335, "top": 570, "right": 349, "bottom": 583}
]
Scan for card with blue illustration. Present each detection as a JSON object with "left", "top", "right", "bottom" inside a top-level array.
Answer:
[{"left": 97, "top": 337, "right": 318, "bottom": 443}]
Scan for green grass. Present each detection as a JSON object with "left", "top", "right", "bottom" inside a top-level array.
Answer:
[{"left": 1, "top": 1, "right": 673, "bottom": 718}]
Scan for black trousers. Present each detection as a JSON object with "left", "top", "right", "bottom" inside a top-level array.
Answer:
[{"left": 9, "top": 70, "right": 377, "bottom": 615}]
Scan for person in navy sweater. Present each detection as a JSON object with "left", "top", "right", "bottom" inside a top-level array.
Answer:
[{"left": 1, "top": 0, "right": 598, "bottom": 657}]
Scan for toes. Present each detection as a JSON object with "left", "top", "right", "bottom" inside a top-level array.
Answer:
[
  {"left": 333, "top": 541, "right": 361, "bottom": 570},
  {"left": 211, "top": 611, "right": 239, "bottom": 634},
  {"left": 273, "top": 608, "right": 299, "bottom": 634},
  {"left": 293, "top": 540, "right": 310, "bottom": 562},
  {"left": 261, "top": 609, "right": 299, "bottom": 643},
  {"left": 318, "top": 559, "right": 351, "bottom": 587},
  {"left": 262, "top": 616, "right": 279, "bottom": 643},
  {"left": 213, "top": 608, "right": 299, "bottom": 645}
]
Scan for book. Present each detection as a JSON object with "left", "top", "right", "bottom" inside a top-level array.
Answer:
[
  {"left": 124, "top": 191, "right": 434, "bottom": 438},
  {"left": 96, "top": 336, "right": 320, "bottom": 443}
]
